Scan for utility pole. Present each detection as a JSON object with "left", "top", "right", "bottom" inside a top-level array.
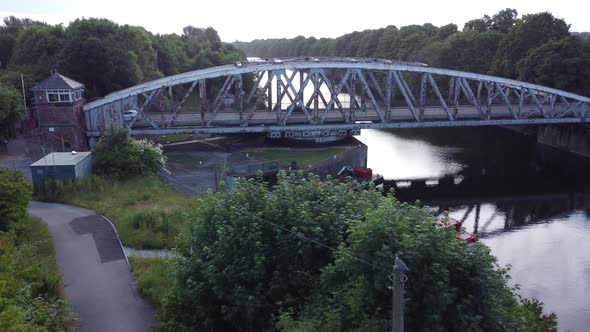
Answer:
[
  {"left": 21, "top": 73, "right": 27, "bottom": 111},
  {"left": 392, "top": 254, "right": 410, "bottom": 332}
]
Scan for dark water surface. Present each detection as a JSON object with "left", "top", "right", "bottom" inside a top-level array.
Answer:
[{"left": 359, "top": 127, "right": 590, "bottom": 332}]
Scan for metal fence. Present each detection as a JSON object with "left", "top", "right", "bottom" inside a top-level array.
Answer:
[
  {"left": 0, "top": 160, "right": 33, "bottom": 180},
  {"left": 228, "top": 160, "right": 279, "bottom": 178},
  {"left": 157, "top": 169, "right": 219, "bottom": 196}
]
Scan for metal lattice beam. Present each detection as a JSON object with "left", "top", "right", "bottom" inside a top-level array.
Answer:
[{"left": 82, "top": 57, "right": 590, "bottom": 137}]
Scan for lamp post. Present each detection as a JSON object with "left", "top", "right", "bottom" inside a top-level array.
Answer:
[{"left": 392, "top": 254, "right": 409, "bottom": 332}]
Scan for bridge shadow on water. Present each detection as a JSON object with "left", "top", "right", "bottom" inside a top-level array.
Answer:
[{"left": 378, "top": 126, "right": 590, "bottom": 239}]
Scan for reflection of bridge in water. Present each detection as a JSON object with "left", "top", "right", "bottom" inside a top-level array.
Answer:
[
  {"left": 83, "top": 57, "right": 590, "bottom": 138},
  {"left": 387, "top": 173, "right": 590, "bottom": 238}
]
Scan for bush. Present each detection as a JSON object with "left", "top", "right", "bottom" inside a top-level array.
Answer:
[
  {"left": 162, "top": 172, "right": 555, "bottom": 331},
  {"left": 0, "top": 168, "right": 32, "bottom": 230},
  {"left": 92, "top": 126, "right": 166, "bottom": 179}
]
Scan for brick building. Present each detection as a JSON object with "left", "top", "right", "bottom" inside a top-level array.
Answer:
[{"left": 28, "top": 71, "right": 87, "bottom": 151}]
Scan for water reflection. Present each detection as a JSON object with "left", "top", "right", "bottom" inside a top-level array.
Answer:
[
  {"left": 358, "top": 129, "right": 462, "bottom": 179},
  {"left": 362, "top": 127, "right": 590, "bottom": 331}
]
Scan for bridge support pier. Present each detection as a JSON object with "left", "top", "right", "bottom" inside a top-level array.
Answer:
[{"left": 537, "top": 125, "right": 590, "bottom": 159}]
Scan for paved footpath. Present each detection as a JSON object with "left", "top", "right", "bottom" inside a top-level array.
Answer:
[{"left": 29, "top": 201, "right": 156, "bottom": 332}]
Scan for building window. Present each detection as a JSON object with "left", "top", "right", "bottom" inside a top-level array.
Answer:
[
  {"left": 48, "top": 93, "right": 59, "bottom": 102},
  {"left": 46, "top": 89, "right": 71, "bottom": 103},
  {"left": 72, "top": 89, "right": 83, "bottom": 101},
  {"left": 59, "top": 93, "right": 70, "bottom": 102}
]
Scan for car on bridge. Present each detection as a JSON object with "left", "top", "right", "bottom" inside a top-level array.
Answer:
[{"left": 123, "top": 110, "right": 138, "bottom": 121}]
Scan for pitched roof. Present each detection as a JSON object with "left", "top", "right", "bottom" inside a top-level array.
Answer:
[{"left": 32, "top": 72, "right": 84, "bottom": 91}]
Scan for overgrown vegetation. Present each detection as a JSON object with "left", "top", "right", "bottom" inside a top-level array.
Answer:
[
  {"left": 129, "top": 257, "right": 172, "bottom": 311},
  {"left": 235, "top": 9, "right": 590, "bottom": 97},
  {"left": 0, "top": 168, "right": 32, "bottom": 231},
  {"left": 159, "top": 172, "right": 557, "bottom": 331},
  {"left": 0, "top": 169, "right": 73, "bottom": 331},
  {"left": 92, "top": 126, "right": 166, "bottom": 179},
  {"left": 245, "top": 147, "right": 345, "bottom": 167},
  {"left": 34, "top": 175, "right": 198, "bottom": 249}
]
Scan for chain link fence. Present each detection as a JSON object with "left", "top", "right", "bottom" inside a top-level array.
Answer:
[
  {"left": 0, "top": 160, "right": 33, "bottom": 180},
  {"left": 157, "top": 169, "right": 220, "bottom": 196}
]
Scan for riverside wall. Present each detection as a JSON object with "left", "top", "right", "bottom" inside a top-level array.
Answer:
[{"left": 536, "top": 125, "right": 590, "bottom": 159}]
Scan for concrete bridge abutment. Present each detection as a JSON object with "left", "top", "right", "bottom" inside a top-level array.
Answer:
[{"left": 536, "top": 124, "right": 590, "bottom": 159}]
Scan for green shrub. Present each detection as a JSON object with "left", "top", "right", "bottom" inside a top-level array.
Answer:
[
  {"left": 162, "top": 172, "right": 555, "bottom": 332},
  {"left": 92, "top": 126, "right": 166, "bottom": 179},
  {"left": 0, "top": 168, "right": 32, "bottom": 230}
]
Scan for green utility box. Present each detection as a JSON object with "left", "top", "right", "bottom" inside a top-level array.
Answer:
[{"left": 30, "top": 152, "right": 92, "bottom": 186}]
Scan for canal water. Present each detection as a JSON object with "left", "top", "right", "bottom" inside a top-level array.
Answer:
[{"left": 359, "top": 127, "right": 590, "bottom": 331}]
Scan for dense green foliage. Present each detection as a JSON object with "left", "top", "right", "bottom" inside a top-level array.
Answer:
[
  {"left": 0, "top": 16, "right": 245, "bottom": 98},
  {"left": 0, "top": 216, "right": 73, "bottom": 331},
  {"left": 0, "top": 83, "right": 24, "bottom": 137},
  {"left": 0, "top": 169, "right": 72, "bottom": 330},
  {"left": 0, "top": 168, "right": 31, "bottom": 231},
  {"left": 161, "top": 173, "right": 554, "bottom": 331},
  {"left": 34, "top": 175, "right": 199, "bottom": 249},
  {"left": 92, "top": 126, "right": 166, "bottom": 179},
  {"left": 234, "top": 9, "right": 590, "bottom": 96}
]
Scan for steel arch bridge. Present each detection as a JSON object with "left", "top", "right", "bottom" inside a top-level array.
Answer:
[{"left": 83, "top": 57, "right": 590, "bottom": 138}]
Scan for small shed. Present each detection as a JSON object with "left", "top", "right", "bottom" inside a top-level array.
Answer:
[{"left": 30, "top": 152, "right": 92, "bottom": 186}]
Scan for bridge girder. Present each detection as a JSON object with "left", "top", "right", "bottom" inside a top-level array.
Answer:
[{"left": 83, "top": 57, "right": 590, "bottom": 137}]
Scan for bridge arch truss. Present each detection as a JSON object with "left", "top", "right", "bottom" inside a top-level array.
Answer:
[{"left": 84, "top": 57, "right": 590, "bottom": 137}]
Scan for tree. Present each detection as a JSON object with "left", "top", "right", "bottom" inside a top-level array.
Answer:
[
  {"left": 463, "top": 16, "right": 491, "bottom": 32},
  {"left": 493, "top": 12, "right": 570, "bottom": 77},
  {"left": 429, "top": 30, "right": 503, "bottom": 74},
  {"left": 163, "top": 173, "right": 383, "bottom": 331},
  {"left": 162, "top": 173, "right": 552, "bottom": 331},
  {"left": 0, "top": 83, "right": 25, "bottom": 136},
  {"left": 92, "top": 126, "right": 166, "bottom": 179},
  {"left": 58, "top": 18, "right": 143, "bottom": 97},
  {"left": 277, "top": 198, "right": 525, "bottom": 331},
  {"left": 0, "top": 168, "right": 32, "bottom": 230},
  {"left": 490, "top": 8, "right": 518, "bottom": 33},
  {"left": 517, "top": 36, "right": 590, "bottom": 96},
  {"left": 7, "top": 24, "right": 64, "bottom": 80}
]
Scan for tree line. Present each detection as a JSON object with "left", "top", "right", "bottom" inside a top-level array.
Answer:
[
  {"left": 0, "top": 16, "right": 245, "bottom": 99},
  {"left": 234, "top": 9, "right": 590, "bottom": 97}
]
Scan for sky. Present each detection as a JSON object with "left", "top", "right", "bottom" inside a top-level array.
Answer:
[{"left": 1, "top": 0, "right": 589, "bottom": 42}]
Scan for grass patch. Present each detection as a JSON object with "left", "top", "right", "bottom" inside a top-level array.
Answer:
[
  {"left": 129, "top": 257, "right": 173, "bottom": 312},
  {"left": 35, "top": 175, "right": 200, "bottom": 249},
  {"left": 245, "top": 147, "right": 345, "bottom": 167},
  {"left": 0, "top": 216, "right": 74, "bottom": 330}
]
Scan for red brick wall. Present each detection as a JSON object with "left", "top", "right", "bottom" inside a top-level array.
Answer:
[{"left": 32, "top": 99, "right": 88, "bottom": 151}]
